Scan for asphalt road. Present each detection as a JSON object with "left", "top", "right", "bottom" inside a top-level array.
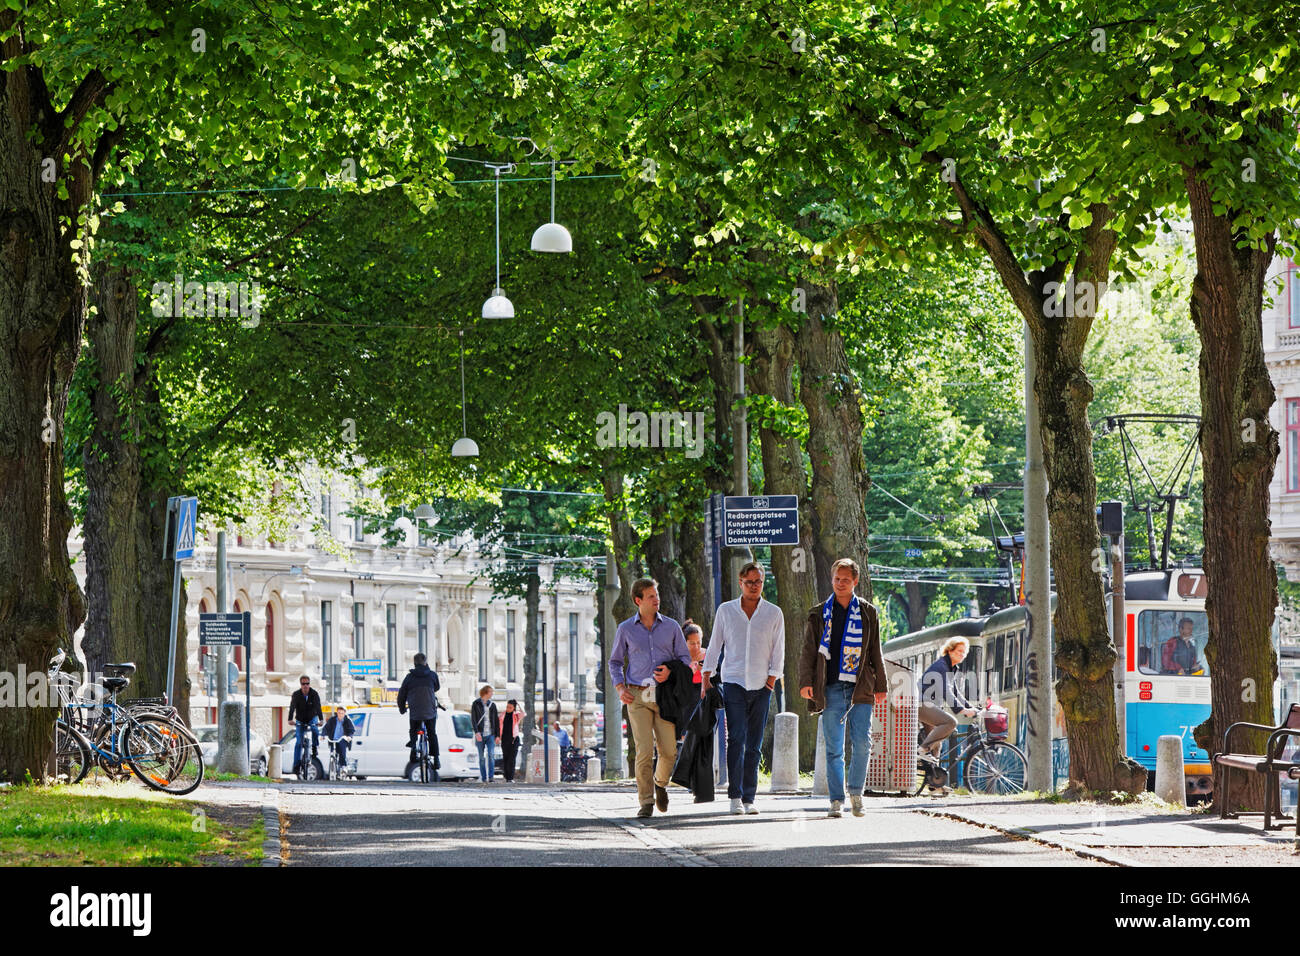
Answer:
[{"left": 273, "top": 781, "right": 1103, "bottom": 867}]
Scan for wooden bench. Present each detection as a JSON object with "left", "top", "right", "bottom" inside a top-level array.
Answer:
[{"left": 1212, "top": 702, "right": 1300, "bottom": 830}]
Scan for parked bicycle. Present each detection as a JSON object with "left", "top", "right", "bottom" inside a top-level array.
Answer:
[
  {"left": 46, "top": 649, "right": 202, "bottom": 793},
  {"left": 916, "top": 705, "right": 1027, "bottom": 796}
]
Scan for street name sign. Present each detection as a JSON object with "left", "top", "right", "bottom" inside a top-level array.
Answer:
[{"left": 723, "top": 495, "right": 799, "bottom": 546}]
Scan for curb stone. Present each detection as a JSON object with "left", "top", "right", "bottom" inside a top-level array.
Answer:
[
  {"left": 260, "top": 787, "right": 281, "bottom": 867},
  {"left": 914, "top": 806, "right": 1141, "bottom": 866}
]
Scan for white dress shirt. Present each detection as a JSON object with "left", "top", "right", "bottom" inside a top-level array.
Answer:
[{"left": 703, "top": 597, "right": 785, "bottom": 691}]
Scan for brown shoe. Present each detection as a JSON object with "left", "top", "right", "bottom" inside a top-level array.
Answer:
[
  {"left": 655, "top": 785, "right": 668, "bottom": 812},
  {"left": 636, "top": 803, "right": 653, "bottom": 819}
]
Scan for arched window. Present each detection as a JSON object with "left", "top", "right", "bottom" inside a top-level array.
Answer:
[
  {"left": 265, "top": 600, "right": 277, "bottom": 672},
  {"left": 232, "top": 599, "right": 246, "bottom": 670}
]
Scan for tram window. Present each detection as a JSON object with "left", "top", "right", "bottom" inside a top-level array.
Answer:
[
  {"left": 1136, "top": 609, "right": 1209, "bottom": 677},
  {"left": 987, "top": 636, "right": 1004, "bottom": 696},
  {"left": 965, "top": 646, "right": 981, "bottom": 701},
  {"left": 1004, "top": 631, "right": 1019, "bottom": 691}
]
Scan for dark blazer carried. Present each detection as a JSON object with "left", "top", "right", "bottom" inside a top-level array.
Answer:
[
  {"left": 670, "top": 684, "right": 723, "bottom": 802},
  {"left": 471, "top": 698, "right": 500, "bottom": 738},
  {"left": 655, "top": 659, "right": 701, "bottom": 738},
  {"left": 797, "top": 598, "right": 887, "bottom": 716}
]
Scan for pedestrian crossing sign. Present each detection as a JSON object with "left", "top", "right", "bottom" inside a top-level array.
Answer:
[{"left": 174, "top": 496, "right": 198, "bottom": 559}]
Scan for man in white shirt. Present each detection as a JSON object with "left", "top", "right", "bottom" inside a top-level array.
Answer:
[{"left": 702, "top": 562, "right": 785, "bottom": 815}]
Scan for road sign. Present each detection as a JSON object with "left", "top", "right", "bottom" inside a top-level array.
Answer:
[
  {"left": 199, "top": 611, "right": 250, "bottom": 646},
  {"left": 174, "top": 496, "right": 198, "bottom": 559},
  {"left": 723, "top": 495, "right": 799, "bottom": 546},
  {"left": 904, "top": 548, "right": 923, "bottom": 558},
  {"left": 348, "top": 658, "right": 381, "bottom": 676}
]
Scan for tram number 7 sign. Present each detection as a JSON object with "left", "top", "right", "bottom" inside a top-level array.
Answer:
[{"left": 723, "top": 496, "right": 799, "bottom": 547}]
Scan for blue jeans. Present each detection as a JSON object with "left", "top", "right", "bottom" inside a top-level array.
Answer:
[
  {"left": 821, "top": 683, "right": 873, "bottom": 803},
  {"left": 476, "top": 735, "right": 496, "bottom": 781},
  {"left": 294, "top": 719, "right": 319, "bottom": 769},
  {"left": 722, "top": 683, "right": 772, "bottom": 803}
]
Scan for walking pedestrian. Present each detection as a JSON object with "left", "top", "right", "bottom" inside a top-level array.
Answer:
[
  {"left": 702, "top": 562, "right": 785, "bottom": 816},
  {"left": 608, "top": 578, "right": 692, "bottom": 818},
  {"left": 798, "top": 558, "right": 887, "bottom": 819},
  {"left": 499, "top": 700, "right": 522, "bottom": 782},
  {"left": 471, "top": 685, "right": 499, "bottom": 783},
  {"left": 684, "top": 621, "right": 705, "bottom": 684}
]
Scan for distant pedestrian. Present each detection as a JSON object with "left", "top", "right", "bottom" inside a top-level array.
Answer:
[
  {"left": 471, "top": 685, "right": 499, "bottom": 783},
  {"left": 608, "top": 578, "right": 692, "bottom": 818},
  {"left": 703, "top": 562, "right": 785, "bottom": 816},
  {"left": 552, "top": 720, "right": 572, "bottom": 749},
  {"left": 798, "top": 558, "right": 886, "bottom": 819},
  {"left": 397, "top": 653, "right": 441, "bottom": 771},
  {"left": 499, "top": 700, "right": 522, "bottom": 782},
  {"left": 684, "top": 621, "right": 705, "bottom": 684}
]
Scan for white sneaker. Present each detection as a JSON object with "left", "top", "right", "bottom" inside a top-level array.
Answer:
[
  {"left": 744, "top": 803, "right": 759, "bottom": 815},
  {"left": 828, "top": 800, "right": 843, "bottom": 818},
  {"left": 850, "top": 795, "right": 865, "bottom": 817},
  {"left": 730, "top": 798, "right": 744, "bottom": 815}
]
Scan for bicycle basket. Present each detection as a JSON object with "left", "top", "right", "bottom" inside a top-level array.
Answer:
[{"left": 983, "top": 706, "right": 1009, "bottom": 735}]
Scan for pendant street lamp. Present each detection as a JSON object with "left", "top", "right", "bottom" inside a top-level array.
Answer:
[
  {"left": 530, "top": 159, "right": 572, "bottom": 253},
  {"left": 452, "top": 329, "right": 479, "bottom": 458},
  {"left": 482, "top": 163, "right": 515, "bottom": 319}
]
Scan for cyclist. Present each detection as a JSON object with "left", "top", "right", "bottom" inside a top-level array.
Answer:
[
  {"left": 397, "top": 652, "right": 440, "bottom": 772},
  {"left": 321, "top": 706, "right": 355, "bottom": 776},
  {"left": 917, "top": 637, "right": 978, "bottom": 766},
  {"left": 288, "top": 674, "right": 323, "bottom": 774}
]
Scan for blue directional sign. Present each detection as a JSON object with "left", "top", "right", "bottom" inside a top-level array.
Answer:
[
  {"left": 348, "top": 658, "right": 382, "bottom": 676},
  {"left": 199, "top": 611, "right": 250, "bottom": 646},
  {"left": 723, "top": 495, "right": 799, "bottom": 547},
  {"left": 174, "top": 496, "right": 198, "bottom": 559},
  {"left": 904, "top": 548, "right": 923, "bottom": 558}
]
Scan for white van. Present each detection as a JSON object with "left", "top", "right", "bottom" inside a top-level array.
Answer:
[{"left": 280, "top": 707, "right": 479, "bottom": 780}]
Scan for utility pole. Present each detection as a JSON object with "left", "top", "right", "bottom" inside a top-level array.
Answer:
[
  {"left": 1024, "top": 321, "right": 1054, "bottom": 792},
  {"left": 730, "top": 298, "right": 753, "bottom": 596}
]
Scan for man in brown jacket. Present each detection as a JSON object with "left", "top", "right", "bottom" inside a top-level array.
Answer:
[{"left": 798, "top": 558, "right": 887, "bottom": 818}]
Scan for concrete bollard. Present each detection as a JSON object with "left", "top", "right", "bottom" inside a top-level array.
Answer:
[
  {"left": 267, "top": 744, "right": 282, "bottom": 780},
  {"left": 1155, "top": 734, "right": 1187, "bottom": 806},
  {"left": 813, "top": 716, "right": 828, "bottom": 796},
  {"left": 586, "top": 756, "right": 602, "bottom": 783},
  {"left": 769, "top": 712, "right": 800, "bottom": 792},
  {"left": 217, "top": 700, "right": 250, "bottom": 775}
]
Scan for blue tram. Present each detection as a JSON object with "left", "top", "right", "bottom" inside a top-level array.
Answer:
[{"left": 886, "top": 568, "right": 1228, "bottom": 797}]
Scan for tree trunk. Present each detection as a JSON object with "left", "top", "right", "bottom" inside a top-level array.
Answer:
[
  {"left": 645, "top": 507, "right": 685, "bottom": 622},
  {"left": 1184, "top": 163, "right": 1279, "bottom": 813},
  {"left": 521, "top": 564, "right": 541, "bottom": 779},
  {"left": 600, "top": 458, "right": 639, "bottom": 624},
  {"left": 676, "top": 511, "right": 713, "bottom": 638},
  {"left": 0, "top": 43, "right": 93, "bottom": 780},
  {"left": 752, "top": 322, "right": 822, "bottom": 771},
  {"left": 794, "top": 279, "right": 873, "bottom": 601},
  {"left": 903, "top": 580, "right": 931, "bottom": 633}
]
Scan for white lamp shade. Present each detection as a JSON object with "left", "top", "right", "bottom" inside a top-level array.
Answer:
[
  {"left": 482, "top": 289, "right": 514, "bottom": 319},
  {"left": 393, "top": 516, "right": 414, "bottom": 532},
  {"left": 451, "top": 436, "right": 480, "bottom": 457},
  {"left": 531, "top": 221, "right": 572, "bottom": 253},
  {"left": 414, "top": 504, "right": 436, "bottom": 519}
]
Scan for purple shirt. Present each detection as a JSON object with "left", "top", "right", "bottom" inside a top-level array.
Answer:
[{"left": 608, "top": 612, "right": 691, "bottom": 688}]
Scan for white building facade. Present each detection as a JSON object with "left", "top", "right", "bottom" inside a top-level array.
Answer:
[
  {"left": 1265, "top": 254, "right": 1300, "bottom": 581},
  {"left": 70, "top": 476, "right": 603, "bottom": 747}
]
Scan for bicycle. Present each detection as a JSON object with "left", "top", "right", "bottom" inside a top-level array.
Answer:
[
  {"left": 294, "top": 721, "right": 323, "bottom": 781},
  {"left": 407, "top": 728, "right": 435, "bottom": 783},
  {"left": 325, "top": 737, "right": 352, "bottom": 781},
  {"left": 916, "top": 705, "right": 1027, "bottom": 797},
  {"left": 46, "top": 649, "right": 202, "bottom": 793}
]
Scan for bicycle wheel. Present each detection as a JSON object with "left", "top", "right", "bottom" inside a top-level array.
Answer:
[
  {"left": 89, "top": 721, "right": 132, "bottom": 781},
  {"left": 124, "top": 715, "right": 204, "bottom": 794},
  {"left": 53, "top": 721, "right": 91, "bottom": 784},
  {"left": 963, "top": 741, "right": 1028, "bottom": 795}
]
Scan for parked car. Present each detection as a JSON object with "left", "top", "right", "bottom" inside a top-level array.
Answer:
[
  {"left": 194, "top": 724, "right": 269, "bottom": 775},
  {"left": 278, "top": 707, "right": 479, "bottom": 780}
]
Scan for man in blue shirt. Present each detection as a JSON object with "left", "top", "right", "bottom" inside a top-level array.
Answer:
[
  {"left": 609, "top": 578, "right": 691, "bottom": 818},
  {"left": 553, "top": 721, "right": 572, "bottom": 749}
]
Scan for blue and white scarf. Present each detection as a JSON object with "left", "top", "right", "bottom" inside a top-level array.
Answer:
[{"left": 819, "top": 593, "right": 864, "bottom": 683}]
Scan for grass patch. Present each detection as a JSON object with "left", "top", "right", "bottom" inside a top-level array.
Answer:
[
  {"left": 209, "top": 772, "right": 272, "bottom": 783},
  {"left": 0, "top": 781, "right": 263, "bottom": 866}
]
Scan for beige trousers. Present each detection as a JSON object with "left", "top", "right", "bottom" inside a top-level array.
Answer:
[{"left": 626, "top": 688, "right": 677, "bottom": 806}]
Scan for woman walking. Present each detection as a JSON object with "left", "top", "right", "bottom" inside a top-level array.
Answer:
[{"left": 499, "top": 699, "right": 523, "bottom": 782}]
